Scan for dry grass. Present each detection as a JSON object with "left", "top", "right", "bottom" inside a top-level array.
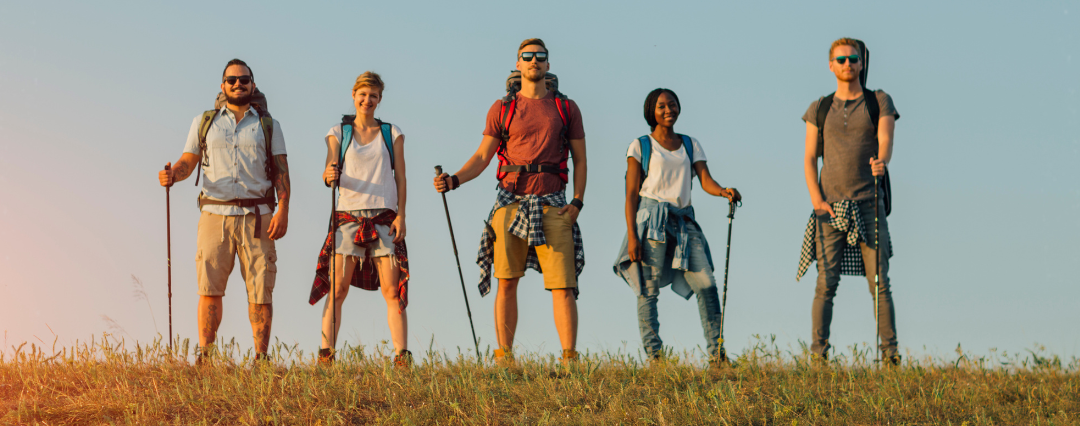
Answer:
[{"left": 2, "top": 335, "right": 1079, "bottom": 425}]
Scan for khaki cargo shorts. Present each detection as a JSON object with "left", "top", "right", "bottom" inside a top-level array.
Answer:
[
  {"left": 491, "top": 203, "right": 577, "bottom": 290},
  {"left": 196, "top": 211, "right": 277, "bottom": 304}
]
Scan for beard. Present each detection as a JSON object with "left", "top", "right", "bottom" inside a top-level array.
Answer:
[
  {"left": 224, "top": 90, "right": 253, "bottom": 106},
  {"left": 522, "top": 68, "right": 545, "bottom": 82}
]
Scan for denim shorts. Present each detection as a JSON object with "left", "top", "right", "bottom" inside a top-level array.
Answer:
[{"left": 334, "top": 209, "right": 395, "bottom": 259}]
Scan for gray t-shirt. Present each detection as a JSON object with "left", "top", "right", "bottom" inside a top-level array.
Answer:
[{"left": 802, "top": 90, "right": 898, "bottom": 202}]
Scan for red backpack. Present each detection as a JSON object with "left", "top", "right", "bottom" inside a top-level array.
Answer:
[{"left": 493, "top": 71, "right": 571, "bottom": 183}]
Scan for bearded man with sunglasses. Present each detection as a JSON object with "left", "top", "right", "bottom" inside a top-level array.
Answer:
[
  {"left": 434, "top": 38, "right": 587, "bottom": 366},
  {"left": 799, "top": 38, "right": 900, "bottom": 365},
  {"left": 158, "top": 58, "right": 290, "bottom": 364}
]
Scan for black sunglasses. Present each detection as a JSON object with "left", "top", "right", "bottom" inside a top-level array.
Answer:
[
  {"left": 833, "top": 55, "right": 860, "bottom": 65},
  {"left": 223, "top": 76, "right": 253, "bottom": 85},
  {"left": 519, "top": 51, "right": 548, "bottom": 62}
]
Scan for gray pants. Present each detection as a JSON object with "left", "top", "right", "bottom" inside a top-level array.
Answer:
[{"left": 812, "top": 197, "right": 897, "bottom": 357}]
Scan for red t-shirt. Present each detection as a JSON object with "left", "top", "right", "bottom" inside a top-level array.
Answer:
[{"left": 483, "top": 91, "right": 585, "bottom": 195}]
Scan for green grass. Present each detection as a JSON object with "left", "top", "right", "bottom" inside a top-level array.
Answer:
[{"left": 2, "top": 335, "right": 1078, "bottom": 425}]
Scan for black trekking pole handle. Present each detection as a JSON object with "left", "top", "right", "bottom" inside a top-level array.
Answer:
[{"left": 435, "top": 166, "right": 482, "bottom": 360}]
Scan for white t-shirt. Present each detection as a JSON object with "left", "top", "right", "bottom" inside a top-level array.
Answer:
[
  {"left": 326, "top": 123, "right": 404, "bottom": 211},
  {"left": 626, "top": 135, "right": 708, "bottom": 208}
]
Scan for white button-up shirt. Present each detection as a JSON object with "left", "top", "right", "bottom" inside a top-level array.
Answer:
[{"left": 183, "top": 106, "right": 286, "bottom": 216}]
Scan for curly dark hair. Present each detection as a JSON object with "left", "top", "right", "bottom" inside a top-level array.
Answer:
[{"left": 644, "top": 88, "right": 680, "bottom": 130}]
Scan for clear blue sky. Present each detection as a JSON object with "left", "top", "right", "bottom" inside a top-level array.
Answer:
[{"left": 1, "top": 0, "right": 1077, "bottom": 362}]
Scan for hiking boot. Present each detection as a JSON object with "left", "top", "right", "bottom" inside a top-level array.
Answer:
[
  {"left": 195, "top": 347, "right": 213, "bottom": 368},
  {"left": 253, "top": 352, "right": 271, "bottom": 366},
  {"left": 810, "top": 352, "right": 829, "bottom": 367},
  {"left": 560, "top": 349, "right": 579, "bottom": 366},
  {"left": 318, "top": 348, "right": 335, "bottom": 366},
  {"left": 494, "top": 348, "right": 515, "bottom": 368},
  {"left": 883, "top": 353, "right": 901, "bottom": 367},
  {"left": 393, "top": 350, "right": 413, "bottom": 369}
]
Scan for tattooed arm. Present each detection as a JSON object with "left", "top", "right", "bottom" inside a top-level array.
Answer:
[
  {"left": 159, "top": 152, "right": 201, "bottom": 187},
  {"left": 267, "top": 154, "right": 290, "bottom": 240}
]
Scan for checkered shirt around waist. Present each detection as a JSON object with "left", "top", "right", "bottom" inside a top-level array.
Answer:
[
  {"left": 476, "top": 187, "right": 585, "bottom": 297},
  {"left": 796, "top": 200, "right": 893, "bottom": 281}
]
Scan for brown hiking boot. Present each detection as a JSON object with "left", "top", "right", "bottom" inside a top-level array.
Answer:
[
  {"left": 195, "top": 347, "right": 213, "bottom": 368},
  {"left": 560, "top": 349, "right": 579, "bottom": 366},
  {"left": 318, "top": 348, "right": 335, "bottom": 366},
  {"left": 494, "top": 348, "right": 515, "bottom": 368},
  {"left": 393, "top": 350, "right": 413, "bottom": 369}
]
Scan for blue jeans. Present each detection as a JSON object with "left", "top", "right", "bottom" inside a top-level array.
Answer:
[{"left": 637, "top": 223, "right": 722, "bottom": 358}]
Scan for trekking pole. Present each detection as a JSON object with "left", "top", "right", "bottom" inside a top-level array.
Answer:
[
  {"left": 873, "top": 157, "right": 881, "bottom": 364},
  {"left": 164, "top": 164, "right": 173, "bottom": 351},
  {"left": 330, "top": 164, "right": 338, "bottom": 353},
  {"left": 434, "top": 166, "right": 481, "bottom": 360},
  {"left": 717, "top": 199, "right": 739, "bottom": 362}
]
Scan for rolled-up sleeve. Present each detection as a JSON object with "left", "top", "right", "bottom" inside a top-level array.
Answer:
[{"left": 182, "top": 115, "right": 203, "bottom": 155}]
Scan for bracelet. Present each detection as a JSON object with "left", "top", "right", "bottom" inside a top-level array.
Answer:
[
  {"left": 450, "top": 175, "right": 460, "bottom": 190},
  {"left": 569, "top": 198, "right": 584, "bottom": 210}
]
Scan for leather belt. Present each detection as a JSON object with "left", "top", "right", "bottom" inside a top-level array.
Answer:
[{"left": 198, "top": 195, "right": 277, "bottom": 238}]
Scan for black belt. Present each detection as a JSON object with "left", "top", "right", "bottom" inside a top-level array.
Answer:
[{"left": 498, "top": 164, "right": 566, "bottom": 174}]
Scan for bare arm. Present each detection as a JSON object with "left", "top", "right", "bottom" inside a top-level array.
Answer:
[
  {"left": 694, "top": 162, "right": 739, "bottom": 201},
  {"left": 870, "top": 115, "right": 896, "bottom": 176},
  {"left": 567, "top": 138, "right": 587, "bottom": 202},
  {"left": 266, "top": 154, "right": 290, "bottom": 240},
  {"left": 393, "top": 135, "right": 406, "bottom": 217},
  {"left": 434, "top": 135, "right": 501, "bottom": 192},
  {"left": 625, "top": 157, "right": 642, "bottom": 261},
  {"left": 803, "top": 121, "right": 833, "bottom": 217},
  {"left": 159, "top": 152, "right": 201, "bottom": 186}
]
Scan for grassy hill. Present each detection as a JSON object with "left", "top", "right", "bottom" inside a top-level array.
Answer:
[{"left": 2, "top": 335, "right": 1078, "bottom": 425}]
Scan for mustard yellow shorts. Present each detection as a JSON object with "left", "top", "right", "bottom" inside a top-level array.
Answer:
[
  {"left": 491, "top": 203, "right": 576, "bottom": 290},
  {"left": 196, "top": 212, "right": 277, "bottom": 304}
]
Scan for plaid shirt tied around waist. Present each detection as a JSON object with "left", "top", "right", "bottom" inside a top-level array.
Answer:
[
  {"left": 310, "top": 210, "right": 409, "bottom": 313},
  {"left": 796, "top": 200, "right": 893, "bottom": 281},
  {"left": 476, "top": 187, "right": 585, "bottom": 297}
]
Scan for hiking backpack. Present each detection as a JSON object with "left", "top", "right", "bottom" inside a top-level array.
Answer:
[
  {"left": 194, "top": 88, "right": 275, "bottom": 187},
  {"left": 636, "top": 134, "right": 695, "bottom": 187},
  {"left": 492, "top": 70, "right": 572, "bottom": 183},
  {"left": 337, "top": 115, "right": 395, "bottom": 170},
  {"left": 813, "top": 39, "right": 893, "bottom": 216}
]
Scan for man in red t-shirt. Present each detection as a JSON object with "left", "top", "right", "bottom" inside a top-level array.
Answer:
[{"left": 434, "top": 38, "right": 587, "bottom": 366}]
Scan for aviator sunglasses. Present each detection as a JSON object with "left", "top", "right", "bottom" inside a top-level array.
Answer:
[
  {"left": 519, "top": 51, "right": 548, "bottom": 62},
  {"left": 833, "top": 55, "right": 861, "bottom": 65},
  {"left": 223, "top": 75, "right": 253, "bottom": 85}
]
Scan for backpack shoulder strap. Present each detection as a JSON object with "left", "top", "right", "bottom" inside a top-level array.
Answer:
[
  {"left": 260, "top": 116, "right": 275, "bottom": 180},
  {"left": 339, "top": 115, "right": 354, "bottom": 166},
  {"left": 863, "top": 88, "right": 880, "bottom": 134},
  {"left": 638, "top": 135, "right": 652, "bottom": 178},
  {"left": 815, "top": 93, "right": 835, "bottom": 158},
  {"left": 194, "top": 109, "right": 219, "bottom": 186},
  {"left": 378, "top": 120, "right": 395, "bottom": 170},
  {"left": 678, "top": 134, "right": 694, "bottom": 165}
]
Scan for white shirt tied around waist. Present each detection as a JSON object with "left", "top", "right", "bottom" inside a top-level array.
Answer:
[
  {"left": 326, "top": 123, "right": 403, "bottom": 212},
  {"left": 626, "top": 135, "right": 708, "bottom": 209},
  {"left": 183, "top": 106, "right": 287, "bottom": 215}
]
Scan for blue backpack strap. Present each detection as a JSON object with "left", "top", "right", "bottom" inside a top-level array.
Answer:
[
  {"left": 339, "top": 115, "right": 354, "bottom": 166},
  {"left": 638, "top": 135, "right": 652, "bottom": 178},
  {"left": 379, "top": 121, "right": 395, "bottom": 170},
  {"left": 679, "top": 134, "right": 694, "bottom": 166},
  {"left": 679, "top": 134, "right": 696, "bottom": 188}
]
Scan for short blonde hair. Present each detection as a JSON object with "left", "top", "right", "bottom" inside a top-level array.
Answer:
[
  {"left": 518, "top": 38, "right": 547, "bottom": 55},
  {"left": 352, "top": 71, "right": 385, "bottom": 94},
  {"left": 829, "top": 38, "right": 861, "bottom": 59}
]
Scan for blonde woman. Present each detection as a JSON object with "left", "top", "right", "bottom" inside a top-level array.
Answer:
[{"left": 309, "top": 71, "right": 410, "bottom": 367}]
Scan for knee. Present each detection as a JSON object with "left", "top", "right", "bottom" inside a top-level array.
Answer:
[
  {"left": 814, "top": 282, "right": 838, "bottom": 298},
  {"left": 498, "top": 279, "right": 519, "bottom": 294}
]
